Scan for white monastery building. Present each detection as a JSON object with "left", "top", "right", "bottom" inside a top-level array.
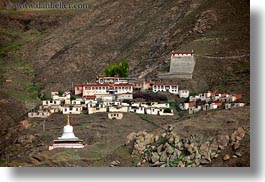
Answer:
[{"left": 152, "top": 82, "right": 178, "bottom": 94}]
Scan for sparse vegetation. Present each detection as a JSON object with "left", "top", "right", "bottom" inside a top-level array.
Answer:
[{"left": 25, "top": 84, "right": 42, "bottom": 99}]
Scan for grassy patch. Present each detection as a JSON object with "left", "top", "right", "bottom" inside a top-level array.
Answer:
[
  {"left": 168, "top": 154, "right": 185, "bottom": 167},
  {"left": 137, "top": 114, "right": 160, "bottom": 127},
  {"left": 25, "top": 84, "right": 42, "bottom": 98}
]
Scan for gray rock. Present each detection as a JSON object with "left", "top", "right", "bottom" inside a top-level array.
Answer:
[
  {"left": 235, "top": 151, "right": 242, "bottom": 157},
  {"left": 151, "top": 152, "right": 160, "bottom": 163},
  {"left": 176, "top": 142, "right": 183, "bottom": 150},
  {"left": 195, "top": 153, "right": 202, "bottom": 160},
  {"left": 232, "top": 142, "right": 240, "bottom": 151},
  {"left": 160, "top": 151, "right": 168, "bottom": 162},
  {"left": 214, "top": 154, "right": 219, "bottom": 159},
  {"left": 150, "top": 161, "right": 165, "bottom": 167},
  {"left": 200, "top": 143, "right": 208, "bottom": 153},
  {"left": 200, "top": 159, "right": 210, "bottom": 164},
  {"left": 217, "top": 135, "right": 230, "bottom": 147},
  {"left": 166, "top": 145, "right": 174, "bottom": 155},
  {"left": 223, "top": 154, "right": 230, "bottom": 161},
  {"left": 209, "top": 141, "right": 219, "bottom": 152},
  {"left": 178, "top": 161, "right": 185, "bottom": 167},
  {"left": 157, "top": 144, "right": 163, "bottom": 155},
  {"left": 232, "top": 155, "right": 237, "bottom": 159},
  {"left": 195, "top": 159, "right": 200, "bottom": 166},
  {"left": 218, "top": 144, "right": 225, "bottom": 150},
  {"left": 155, "top": 135, "right": 159, "bottom": 142},
  {"left": 189, "top": 154, "right": 195, "bottom": 160},
  {"left": 183, "top": 156, "right": 191, "bottom": 163},
  {"left": 168, "top": 137, "right": 174, "bottom": 144},
  {"left": 167, "top": 125, "right": 174, "bottom": 132},
  {"left": 169, "top": 152, "right": 178, "bottom": 161},
  {"left": 175, "top": 149, "right": 182, "bottom": 157}
]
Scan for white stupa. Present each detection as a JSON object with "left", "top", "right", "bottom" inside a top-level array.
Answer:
[
  {"left": 58, "top": 115, "right": 79, "bottom": 140},
  {"left": 49, "top": 115, "right": 85, "bottom": 150}
]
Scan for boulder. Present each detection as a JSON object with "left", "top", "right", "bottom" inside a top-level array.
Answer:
[
  {"left": 151, "top": 152, "right": 160, "bottom": 163},
  {"left": 232, "top": 142, "right": 240, "bottom": 151},
  {"left": 200, "top": 143, "right": 208, "bottom": 154},
  {"left": 223, "top": 154, "right": 230, "bottom": 161},
  {"left": 209, "top": 141, "right": 219, "bottom": 152},
  {"left": 157, "top": 144, "right": 163, "bottom": 155},
  {"left": 217, "top": 135, "right": 230, "bottom": 147},
  {"left": 159, "top": 151, "right": 168, "bottom": 162},
  {"left": 200, "top": 159, "right": 209, "bottom": 164},
  {"left": 168, "top": 137, "right": 175, "bottom": 144},
  {"left": 232, "top": 155, "right": 237, "bottom": 159},
  {"left": 235, "top": 152, "right": 242, "bottom": 157},
  {"left": 178, "top": 161, "right": 185, "bottom": 167},
  {"left": 231, "top": 127, "right": 245, "bottom": 142},
  {"left": 126, "top": 132, "right": 137, "bottom": 143},
  {"left": 165, "top": 144, "right": 174, "bottom": 155}
]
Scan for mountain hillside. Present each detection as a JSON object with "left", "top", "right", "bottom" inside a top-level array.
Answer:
[
  {"left": 0, "top": 0, "right": 250, "bottom": 166},
  {"left": 19, "top": 0, "right": 249, "bottom": 95}
]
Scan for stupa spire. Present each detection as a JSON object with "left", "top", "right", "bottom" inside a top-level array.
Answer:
[{"left": 67, "top": 114, "right": 70, "bottom": 125}]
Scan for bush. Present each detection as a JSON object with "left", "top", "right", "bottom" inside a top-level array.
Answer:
[
  {"left": 41, "top": 92, "right": 51, "bottom": 100},
  {"left": 103, "top": 60, "right": 129, "bottom": 77},
  {"left": 164, "top": 108, "right": 172, "bottom": 113},
  {"left": 123, "top": 99, "right": 131, "bottom": 104},
  {"left": 71, "top": 95, "right": 76, "bottom": 100}
]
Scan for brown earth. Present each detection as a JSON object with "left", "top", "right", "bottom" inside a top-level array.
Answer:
[{"left": 3, "top": 107, "right": 249, "bottom": 167}]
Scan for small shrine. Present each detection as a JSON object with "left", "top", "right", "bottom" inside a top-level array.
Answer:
[{"left": 49, "top": 115, "right": 85, "bottom": 150}]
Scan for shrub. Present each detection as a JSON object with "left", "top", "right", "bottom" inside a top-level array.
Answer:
[
  {"left": 164, "top": 108, "right": 172, "bottom": 113},
  {"left": 41, "top": 92, "right": 51, "bottom": 100},
  {"left": 123, "top": 99, "right": 131, "bottom": 104},
  {"left": 71, "top": 95, "right": 76, "bottom": 100},
  {"left": 103, "top": 60, "right": 129, "bottom": 77}
]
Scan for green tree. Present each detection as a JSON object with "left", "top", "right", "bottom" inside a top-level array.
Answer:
[
  {"left": 164, "top": 108, "right": 172, "bottom": 113},
  {"left": 41, "top": 93, "right": 51, "bottom": 100},
  {"left": 103, "top": 60, "right": 129, "bottom": 77}
]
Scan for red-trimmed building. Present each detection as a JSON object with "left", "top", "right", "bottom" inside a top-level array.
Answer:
[{"left": 74, "top": 83, "right": 133, "bottom": 98}]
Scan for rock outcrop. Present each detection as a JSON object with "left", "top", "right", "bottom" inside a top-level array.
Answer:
[{"left": 128, "top": 125, "right": 247, "bottom": 167}]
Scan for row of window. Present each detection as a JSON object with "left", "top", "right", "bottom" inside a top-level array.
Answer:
[
  {"left": 153, "top": 86, "right": 178, "bottom": 89},
  {"left": 99, "top": 79, "right": 119, "bottom": 82},
  {"left": 84, "top": 86, "right": 132, "bottom": 90},
  {"left": 110, "top": 113, "right": 122, "bottom": 117},
  {"left": 45, "top": 101, "right": 60, "bottom": 104},
  {"left": 64, "top": 108, "right": 80, "bottom": 111},
  {"left": 153, "top": 89, "right": 178, "bottom": 92}
]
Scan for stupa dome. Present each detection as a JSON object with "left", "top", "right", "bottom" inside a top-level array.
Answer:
[{"left": 58, "top": 115, "right": 78, "bottom": 140}]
